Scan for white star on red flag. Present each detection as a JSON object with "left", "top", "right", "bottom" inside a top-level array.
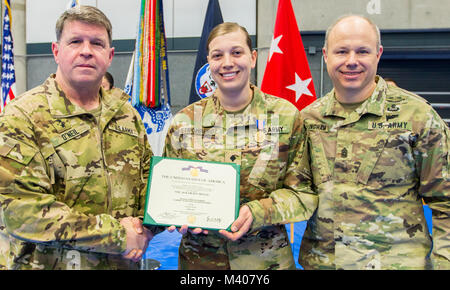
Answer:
[
  {"left": 268, "top": 35, "right": 283, "bottom": 62},
  {"left": 261, "top": 0, "right": 316, "bottom": 111},
  {"left": 286, "top": 73, "right": 313, "bottom": 102}
]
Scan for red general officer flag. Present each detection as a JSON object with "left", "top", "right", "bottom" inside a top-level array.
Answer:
[{"left": 261, "top": 0, "right": 316, "bottom": 111}]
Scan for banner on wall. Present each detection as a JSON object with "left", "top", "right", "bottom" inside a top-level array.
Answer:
[
  {"left": 188, "top": 0, "right": 223, "bottom": 104},
  {"left": 1, "top": 0, "right": 16, "bottom": 113},
  {"left": 261, "top": 0, "right": 316, "bottom": 111},
  {"left": 124, "top": 0, "right": 172, "bottom": 156}
]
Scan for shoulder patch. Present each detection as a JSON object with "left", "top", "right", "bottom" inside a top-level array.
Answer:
[{"left": 0, "top": 135, "right": 37, "bottom": 165}]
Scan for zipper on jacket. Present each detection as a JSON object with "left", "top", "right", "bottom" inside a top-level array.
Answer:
[{"left": 92, "top": 114, "right": 113, "bottom": 215}]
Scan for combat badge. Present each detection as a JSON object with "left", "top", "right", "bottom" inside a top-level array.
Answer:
[{"left": 52, "top": 119, "right": 72, "bottom": 133}]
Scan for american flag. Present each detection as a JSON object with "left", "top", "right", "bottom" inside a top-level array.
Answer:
[{"left": 1, "top": 0, "right": 16, "bottom": 113}]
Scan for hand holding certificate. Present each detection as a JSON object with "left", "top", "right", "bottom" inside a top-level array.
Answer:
[
  {"left": 218, "top": 205, "right": 253, "bottom": 241},
  {"left": 143, "top": 157, "right": 240, "bottom": 231}
]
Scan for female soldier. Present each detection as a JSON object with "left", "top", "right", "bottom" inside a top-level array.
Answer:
[{"left": 164, "top": 22, "right": 317, "bottom": 269}]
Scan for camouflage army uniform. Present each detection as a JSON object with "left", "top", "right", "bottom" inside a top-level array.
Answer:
[
  {"left": 248, "top": 76, "right": 450, "bottom": 269},
  {"left": 164, "top": 84, "right": 317, "bottom": 269},
  {"left": 0, "top": 75, "right": 152, "bottom": 270}
]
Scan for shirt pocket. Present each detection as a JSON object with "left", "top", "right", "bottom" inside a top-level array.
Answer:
[
  {"left": 61, "top": 169, "right": 92, "bottom": 208},
  {"left": 0, "top": 135, "right": 37, "bottom": 166},
  {"left": 46, "top": 150, "right": 92, "bottom": 209},
  {"left": 355, "top": 129, "right": 390, "bottom": 185},
  {"left": 47, "top": 125, "right": 95, "bottom": 208},
  {"left": 247, "top": 132, "right": 290, "bottom": 194},
  {"left": 0, "top": 135, "right": 37, "bottom": 196},
  {"left": 308, "top": 130, "right": 333, "bottom": 186},
  {"left": 361, "top": 130, "right": 415, "bottom": 186}
]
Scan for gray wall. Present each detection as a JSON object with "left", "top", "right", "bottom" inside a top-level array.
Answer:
[
  {"left": 257, "top": 0, "right": 450, "bottom": 96},
  {"left": 20, "top": 0, "right": 450, "bottom": 114},
  {"left": 26, "top": 50, "right": 196, "bottom": 115},
  {"left": 23, "top": 0, "right": 256, "bottom": 115}
]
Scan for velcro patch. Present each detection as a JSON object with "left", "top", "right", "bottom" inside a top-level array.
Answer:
[{"left": 368, "top": 121, "right": 411, "bottom": 130}]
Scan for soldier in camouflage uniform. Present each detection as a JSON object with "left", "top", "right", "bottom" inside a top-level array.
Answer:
[
  {"left": 0, "top": 6, "right": 154, "bottom": 270},
  {"left": 247, "top": 15, "right": 450, "bottom": 269},
  {"left": 164, "top": 22, "right": 317, "bottom": 269}
]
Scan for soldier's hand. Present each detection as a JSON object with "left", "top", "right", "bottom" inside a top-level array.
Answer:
[
  {"left": 130, "top": 217, "right": 154, "bottom": 240},
  {"left": 121, "top": 217, "right": 152, "bottom": 262},
  {"left": 167, "top": 224, "right": 209, "bottom": 235},
  {"left": 219, "top": 205, "right": 253, "bottom": 241}
]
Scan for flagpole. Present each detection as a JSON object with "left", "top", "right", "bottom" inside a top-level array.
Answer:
[{"left": 290, "top": 223, "right": 294, "bottom": 244}]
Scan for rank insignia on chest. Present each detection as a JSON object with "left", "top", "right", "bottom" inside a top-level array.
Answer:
[{"left": 52, "top": 119, "right": 72, "bottom": 133}]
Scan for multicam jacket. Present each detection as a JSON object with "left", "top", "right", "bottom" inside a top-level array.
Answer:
[
  {"left": 0, "top": 75, "right": 152, "bottom": 270},
  {"left": 249, "top": 76, "right": 450, "bottom": 269},
  {"left": 164, "top": 85, "right": 317, "bottom": 269}
]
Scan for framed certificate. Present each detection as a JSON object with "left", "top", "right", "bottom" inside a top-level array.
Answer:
[{"left": 143, "top": 156, "right": 240, "bottom": 231}]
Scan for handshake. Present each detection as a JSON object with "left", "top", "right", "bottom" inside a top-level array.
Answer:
[
  {"left": 118, "top": 205, "right": 254, "bottom": 262},
  {"left": 120, "top": 217, "right": 153, "bottom": 262}
]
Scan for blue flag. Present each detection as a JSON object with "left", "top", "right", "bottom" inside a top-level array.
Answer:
[
  {"left": 188, "top": 0, "right": 223, "bottom": 104},
  {"left": 67, "top": 0, "right": 79, "bottom": 9},
  {"left": 1, "top": 0, "right": 16, "bottom": 113}
]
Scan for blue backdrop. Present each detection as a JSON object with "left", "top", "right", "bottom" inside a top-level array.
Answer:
[{"left": 144, "top": 205, "right": 433, "bottom": 270}]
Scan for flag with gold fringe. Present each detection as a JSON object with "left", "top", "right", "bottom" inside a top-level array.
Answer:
[{"left": 124, "top": 0, "right": 172, "bottom": 156}]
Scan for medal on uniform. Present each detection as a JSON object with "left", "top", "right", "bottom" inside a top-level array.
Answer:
[{"left": 255, "top": 119, "right": 266, "bottom": 143}]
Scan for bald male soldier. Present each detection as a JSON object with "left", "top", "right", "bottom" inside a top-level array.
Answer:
[
  {"left": 246, "top": 15, "right": 450, "bottom": 269},
  {"left": 0, "top": 6, "right": 154, "bottom": 270}
]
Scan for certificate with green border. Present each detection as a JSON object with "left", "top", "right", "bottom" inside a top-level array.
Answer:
[{"left": 143, "top": 156, "right": 240, "bottom": 231}]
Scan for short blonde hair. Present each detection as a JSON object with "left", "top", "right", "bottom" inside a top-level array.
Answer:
[
  {"left": 55, "top": 5, "right": 113, "bottom": 46},
  {"left": 206, "top": 22, "right": 252, "bottom": 52}
]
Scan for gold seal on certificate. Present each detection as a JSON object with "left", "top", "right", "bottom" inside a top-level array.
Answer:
[{"left": 143, "top": 157, "right": 240, "bottom": 231}]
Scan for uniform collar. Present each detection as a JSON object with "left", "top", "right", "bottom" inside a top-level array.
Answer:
[
  {"left": 322, "top": 75, "right": 388, "bottom": 119},
  {"left": 46, "top": 74, "right": 129, "bottom": 126},
  {"left": 201, "top": 84, "right": 267, "bottom": 128}
]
